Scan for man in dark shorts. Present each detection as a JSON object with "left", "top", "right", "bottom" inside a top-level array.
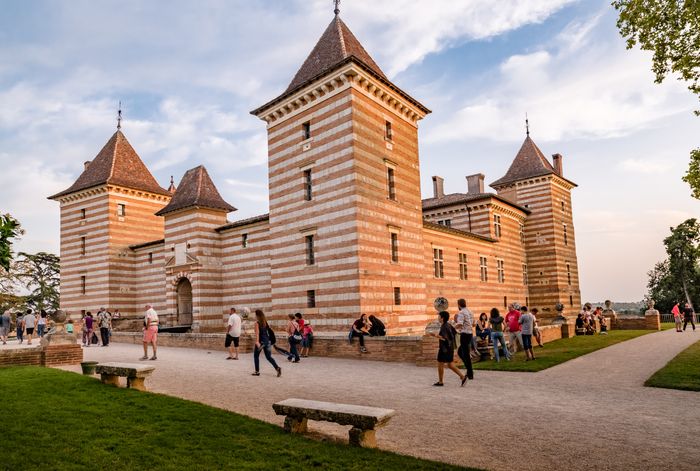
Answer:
[
  {"left": 683, "top": 303, "right": 696, "bottom": 331},
  {"left": 225, "top": 307, "right": 241, "bottom": 360},
  {"left": 23, "top": 309, "right": 36, "bottom": 345}
]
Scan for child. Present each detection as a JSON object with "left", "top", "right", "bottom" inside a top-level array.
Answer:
[
  {"left": 599, "top": 314, "right": 608, "bottom": 335},
  {"left": 300, "top": 322, "right": 313, "bottom": 358},
  {"left": 65, "top": 319, "right": 74, "bottom": 334}
]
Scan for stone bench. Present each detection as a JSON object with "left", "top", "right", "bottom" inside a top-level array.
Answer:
[
  {"left": 272, "top": 398, "right": 395, "bottom": 448},
  {"left": 95, "top": 362, "right": 155, "bottom": 391}
]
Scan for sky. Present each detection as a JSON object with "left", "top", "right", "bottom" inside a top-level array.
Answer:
[{"left": 0, "top": 0, "right": 698, "bottom": 302}]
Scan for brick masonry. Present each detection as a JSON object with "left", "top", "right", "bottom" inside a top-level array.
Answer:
[{"left": 0, "top": 344, "right": 83, "bottom": 368}]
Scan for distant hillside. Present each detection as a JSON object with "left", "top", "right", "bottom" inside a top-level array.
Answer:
[{"left": 586, "top": 301, "right": 645, "bottom": 314}]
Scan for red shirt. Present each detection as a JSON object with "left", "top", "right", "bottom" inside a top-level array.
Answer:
[{"left": 505, "top": 310, "right": 521, "bottom": 332}]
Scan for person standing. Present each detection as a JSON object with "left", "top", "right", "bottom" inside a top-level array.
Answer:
[
  {"left": 140, "top": 304, "right": 159, "bottom": 361},
  {"left": 682, "top": 302, "right": 696, "bottom": 331},
  {"left": 252, "top": 309, "right": 281, "bottom": 377},
  {"left": 454, "top": 298, "right": 474, "bottom": 381},
  {"left": 531, "top": 308, "right": 544, "bottom": 347},
  {"left": 518, "top": 306, "right": 536, "bottom": 361},
  {"left": 225, "top": 307, "right": 241, "bottom": 360},
  {"left": 15, "top": 311, "right": 24, "bottom": 344},
  {"left": 37, "top": 310, "right": 48, "bottom": 338},
  {"left": 504, "top": 304, "right": 522, "bottom": 355},
  {"left": 82, "top": 312, "right": 94, "bottom": 347},
  {"left": 96, "top": 307, "right": 112, "bottom": 346},
  {"left": 0, "top": 309, "right": 10, "bottom": 345},
  {"left": 489, "top": 308, "right": 511, "bottom": 362},
  {"left": 23, "top": 309, "right": 37, "bottom": 345},
  {"left": 300, "top": 321, "right": 313, "bottom": 358},
  {"left": 286, "top": 313, "right": 301, "bottom": 363},
  {"left": 672, "top": 302, "right": 682, "bottom": 332},
  {"left": 429, "top": 311, "right": 468, "bottom": 387}
]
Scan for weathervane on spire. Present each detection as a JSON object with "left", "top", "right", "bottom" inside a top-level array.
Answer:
[
  {"left": 525, "top": 112, "right": 529, "bottom": 137},
  {"left": 334, "top": 0, "right": 340, "bottom": 16},
  {"left": 117, "top": 101, "right": 123, "bottom": 130}
]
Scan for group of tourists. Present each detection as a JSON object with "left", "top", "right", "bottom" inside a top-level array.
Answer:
[
  {"left": 672, "top": 302, "right": 696, "bottom": 332},
  {"left": 80, "top": 307, "right": 116, "bottom": 347},
  {"left": 2, "top": 309, "right": 48, "bottom": 345},
  {"left": 575, "top": 304, "right": 608, "bottom": 336},
  {"left": 348, "top": 313, "right": 386, "bottom": 353}
]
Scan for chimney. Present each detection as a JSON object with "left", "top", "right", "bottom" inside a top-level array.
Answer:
[
  {"left": 552, "top": 154, "right": 563, "bottom": 175},
  {"left": 84, "top": 161, "right": 91, "bottom": 171},
  {"left": 432, "top": 176, "right": 445, "bottom": 198},
  {"left": 466, "top": 173, "right": 485, "bottom": 194}
]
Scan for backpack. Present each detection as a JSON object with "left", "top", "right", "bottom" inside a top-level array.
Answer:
[{"left": 267, "top": 325, "right": 276, "bottom": 345}]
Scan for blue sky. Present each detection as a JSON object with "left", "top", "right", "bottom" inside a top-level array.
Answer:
[{"left": 0, "top": 0, "right": 698, "bottom": 302}]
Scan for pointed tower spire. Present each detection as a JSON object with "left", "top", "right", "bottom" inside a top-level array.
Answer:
[
  {"left": 156, "top": 165, "right": 236, "bottom": 216},
  {"left": 168, "top": 175, "right": 176, "bottom": 193},
  {"left": 334, "top": 0, "right": 340, "bottom": 16},
  {"left": 117, "top": 101, "right": 122, "bottom": 130},
  {"left": 525, "top": 112, "right": 529, "bottom": 137}
]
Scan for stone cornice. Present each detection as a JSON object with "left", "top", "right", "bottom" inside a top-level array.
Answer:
[{"left": 51, "top": 184, "right": 172, "bottom": 204}]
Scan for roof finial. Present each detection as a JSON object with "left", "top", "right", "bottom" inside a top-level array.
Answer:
[
  {"left": 117, "top": 101, "right": 123, "bottom": 131},
  {"left": 168, "top": 175, "right": 176, "bottom": 193},
  {"left": 334, "top": 0, "right": 340, "bottom": 16},
  {"left": 525, "top": 112, "right": 529, "bottom": 137}
]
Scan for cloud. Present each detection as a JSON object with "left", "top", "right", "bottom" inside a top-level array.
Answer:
[{"left": 618, "top": 158, "right": 672, "bottom": 174}]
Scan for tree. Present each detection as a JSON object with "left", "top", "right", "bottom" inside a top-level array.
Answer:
[
  {"left": 646, "top": 260, "right": 682, "bottom": 312},
  {"left": 15, "top": 252, "right": 60, "bottom": 311},
  {"left": 613, "top": 0, "right": 700, "bottom": 199},
  {"left": 663, "top": 218, "right": 700, "bottom": 306},
  {"left": 0, "top": 213, "right": 23, "bottom": 270}
]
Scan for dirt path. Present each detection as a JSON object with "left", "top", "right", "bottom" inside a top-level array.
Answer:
[{"left": 62, "top": 329, "right": 700, "bottom": 470}]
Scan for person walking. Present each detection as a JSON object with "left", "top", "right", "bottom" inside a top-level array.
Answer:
[
  {"left": 350, "top": 313, "right": 370, "bottom": 353},
  {"left": 23, "top": 309, "right": 37, "bottom": 345},
  {"left": 140, "top": 304, "right": 159, "bottom": 360},
  {"left": 672, "top": 302, "right": 683, "bottom": 332},
  {"left": 252, "top": 309, "right": 281, "bottom": 377},
  {"left": 518, "top": 306, "right": 536, "bottom": 361},
  {"left": 0, "top": 309, "right": 10, "bottom": 345},
  {"left": 429, "top": 311, "right": 468, "bottom": 387},
  {"left": 15, "top": 311, "right": 24, "bottom": 344},
  {"left": 682, "top": 302, "right": 696, "bottom": 331},
  {"left": 286, "top": 313, "right": 301, "bottom": 363},
  {"left": 489, "top": 308, "right": 511, "bottom": 362},
  {"left": 37, "top": 310, "right": 48, "bottom": 338},
  {"left": 225, "top": 307, "right": 241, "bottom": 360},
  {"left": 454, "top": 298, "right": 474, "bottom": 381},
  {"left": 96, "top": 307, "right": 112, "bottom": 346},
  {"left": 504, "top": 304, "right": 522, "bottom": 355}
]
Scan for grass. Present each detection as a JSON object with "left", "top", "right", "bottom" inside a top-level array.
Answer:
[
  {"left": 472, "top": 330, "right": 652, "bottom": 372},
  {"left": 0, "top": 367, "right": 472, "bottom": 471},
  {"left": 661, "top": 322, "right": 676, "bottom": 331},
  {"left": 645, "top": 339, "right": 700, "bottom": 391}
]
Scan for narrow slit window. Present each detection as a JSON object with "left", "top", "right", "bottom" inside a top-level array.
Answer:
[
  {"left": 494, "top": 214, "right": 501, "bottom": 238},
  {"left": 387, "top": 167, "right": 396, "bottom": 200},
  {"left": 81, "top": 276, "right": 86, "bottom": 295},
  {"left": 563, "top": 223, "right": 568, "bottom": 246},
  {"left": 567, "top": 263, "right": 572, "bottom": 285},
  {"left": 307, "top": 290, "right": 316, "bottom": 308},
  {"left": 303, "top": 169, "right": 312, "bottom": 201},
  {"left": 497, "top": 259, "right": 505, "bottom": 284},
  {"left": 80, "top": 236, "right": 86, "bottom": 255},
  {"left": 80, "top": 208, "right": 86, "bottom": 219},
  {"left": 385, "top": 121, "right": 393, "bottom": 140},
  {"left": 393, "top": 287, "right": 401, "bottom": 306},
  {"left": 148, "top": 252, "right": 153, "bottom": 264},
  {"left": 117, "top": 203, "right": 126, "bottom": 217},
  {"left": 390, "top": 233, "right": 399, "bottom": 263},
  {"left": 569, "top": 295, "right": 574, "bottom": 307},
  {"left": 302, "top": 121, "right": 311, "bottom": 140},
  {"left": 305, "top": 235, "right": 315, "bottom": 265},
  {"left": 242, "top": 233, "right": 248, "bottom": 248}
]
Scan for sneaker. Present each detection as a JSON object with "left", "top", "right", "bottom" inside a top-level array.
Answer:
[
  {"left": 139, "top": 356, "right": 149, "bottom": 361},
  {"left": 276, "top": 367, "right": 282, "bottom": 377},
  {"left": 251, "top": 372, "right": 260, "bottom": 376},
  {"left": 149, "top": 356, "right": 157, "bottom": 361},
  {"left": 292, "top": 359, "right": 300, "bottom": 363},
  {"left": 432, "top": 382, "right": 444, "bottom": 387}
]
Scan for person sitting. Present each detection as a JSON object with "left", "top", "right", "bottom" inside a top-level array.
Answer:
[
  {"left": 575, "top": 313, "right": 585, "bottom": 336},
  {"left": 349, "top": 313, "right": 370, "bottom": 353},
  {"left": 584, "top": 317, "right": 595, "bottom": 335},
  {"left": 598, "top": 314, "right": 608, "bottom": 335},
  {"left": 475, "top": 313, "right": 491, "bottom": 341},
  {"left": 367, "top": 315, "right": 386, "bottom": 337}
]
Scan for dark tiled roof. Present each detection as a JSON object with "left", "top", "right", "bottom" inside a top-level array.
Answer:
[
  {"left": 49, "top": 130, "right": 170, "bottom": 199},
  {"left": 423, "top": 220, "right": 496, "bottom": 243},
  {"left": 155, "top": 165, "right": 236, "bottom": 216},
  {"left": 422, "top": 192, "right": 530, "bottom": 214},
  {"left": 215, "top": 213, "right": 270, "bottom": 232},
  {"left": 286, "top": 16, "right": 386, "bottom": 93},
  {"left": 490, "top": 136, "right": 557, "bottom": 188},
  {"left": 130, "top": 239, "right": 164, "bottom": 250}
]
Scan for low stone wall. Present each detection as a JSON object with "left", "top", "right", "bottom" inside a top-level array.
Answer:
[
  {"left": 0, "top": 347, "right": 42, "bottom": 367},
  {"left": 0, "top": 343, "right": 83, "bottom": 368},
  {"left": 614, "top": 313, "right": 660, "bottom": 331}
]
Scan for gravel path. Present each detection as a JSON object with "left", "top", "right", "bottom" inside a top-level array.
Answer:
[{"left": 62, "top": 329, "right": 700, "bottom": 470}]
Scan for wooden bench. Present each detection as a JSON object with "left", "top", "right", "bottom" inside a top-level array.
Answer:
[
  {"left": 95, "top": 362, "right": 155, "bottom": 391},
  {"left": 272, "top": 398, "right": 395, "bottom": 448}
]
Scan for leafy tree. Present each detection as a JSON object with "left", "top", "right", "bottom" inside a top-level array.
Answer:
[
  {"left": 613, "top": 0, "right": 700, "bottom": 198},
  {"left": 15, "top": 252, "right": 60, "bottom": 311},
  {"left": 664, "top": 218, "right": 699, "bottom": 306},
  {"left": 0, "top": 213, "right": 23, "bottom": 270},
  {"left": 646, "top": 260, "right": 682, "bottom": 312}
]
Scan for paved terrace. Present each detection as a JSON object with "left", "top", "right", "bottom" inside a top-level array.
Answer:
[{"left": 56, "top": 329, "right": 700, "bottom": 471}]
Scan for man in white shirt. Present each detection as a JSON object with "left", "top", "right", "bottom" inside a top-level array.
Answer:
[
  {"left": 23, "top": 309, "right": 37, "bottom": 345},
  {"left": 225, "top": 307, "right": 242, "bottom": 360},
  {"left": 518, "top": 306, "right": 536, "bottom": 361},
  {"left": 141, "top": 304, "right": 159, "bottom": 361},
  {"left": 454, "top": 298, "right": 474, "bottom": 381}
]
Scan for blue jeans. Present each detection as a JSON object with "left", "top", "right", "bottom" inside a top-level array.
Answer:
[
  {"left": 16, "top": 327, "right": 23, "bottom": 342},
  {"left": 491, "top": 331, "right": 510, "bottom": 361},
  {"left": 254, "top": 342, "right": 279, "bottom": 372},
  {"left": 37, "top": 324, "right": 45, "bottom": 337}
]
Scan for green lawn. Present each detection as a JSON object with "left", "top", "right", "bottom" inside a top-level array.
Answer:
[
  {"left": 0, "top": 367, "right": 472, "bottom": 470},
  {"left": 645, "top": 339, "right": 700, "bottom": 391},
  {"left": 472, "top": 330, "right": 652, "bottom": 372}
]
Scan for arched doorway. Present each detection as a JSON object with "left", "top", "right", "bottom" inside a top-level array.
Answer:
[{"left": 176, "top": 278, "right": 193, "bottom": 326}]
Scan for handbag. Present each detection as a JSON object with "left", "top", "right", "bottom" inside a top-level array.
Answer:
[{"left": 91, "top": 332, "right": 99, "bottom": 345}]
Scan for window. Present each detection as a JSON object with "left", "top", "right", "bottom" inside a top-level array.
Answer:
[
  {"left": 567, "top": 263, "right": 572, "bottom": 285},
  {"left": 387, "top": 167, "right": 396, "bottom": 200},
  {"left": 80, "top": 208, "right": 86, "bottom": 219},
  {"left": 494, "top": 214, "right": 501, "bottom": 238},
  {"left": 148, "top": 252, "right": 153, "bottom": 264},
  {"left": 80, "top": 276, "right": 86, "bottom": 294},
  {"left": 305, "top": 235, "right": 315, "bottom": 265},
  {"left": 80, "top": 236, "right": 86, "bottom": 255},
  {"left": 433, "top": 248, "right": 444, "bottom": 278},
  {"left": 480, "top": 256, "right": 488, "bottom": 282},
  {"left": 307, "top": 290, "right": 316, "bottom": 308},
  {"left": 522, "top": 264, "right": 528, "bottom": 285},
  {"left": 438, "top": 219, "right": 451, "bottom": 227},
  {"left": 569, "top": 295, "right": 573, "bottom": 307},
  {"left": 302, "top": 121, "right": 311, "bottom": 140},
  {"left": 117, "top": 203, "right": 126, "bottom": 217},
  {"left": 520, "top": 224, "right": 525, "bottom": 244},
  {"left": 393, "top": 287, "right": 401, "bottom": 305},
  {"left": 459, "top": 253, "right": 468, "bottom": 280},
  {"left": 497, "top": 259, "right": 505, "bottom": 284},
  {"left": 385, "top": 121, "right": 393, "bottom": 140},
  {"left": 242, "top": 233, "right": 248, "bottom": 248},
  {"left": 504, "top": 296, "right": 508, "bottom": 308},
  {"left": 561, "top": 201, "right": 566, "bottom": 212},
  {"left": 303, "top": 169, "right": 312, "bottom": 201},
  {"left": 390, "top": 233, "right": 399, "bottom": 263},
  {"left": 563, "top": 224, "right": 568, "bottom": 246}
]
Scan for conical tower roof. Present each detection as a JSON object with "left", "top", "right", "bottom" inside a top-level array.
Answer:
[
  {"left": 155, "top": 165, "right": 236, "bottom": 216},
  {"left": 285, "top": 15, "right": 386, "bottom": 93},
  {"left": 49, "top": 130, "right": 170, "bottom": 199},
  {"left": 490, "top": 136, "right": 557, "bottom": 188}
]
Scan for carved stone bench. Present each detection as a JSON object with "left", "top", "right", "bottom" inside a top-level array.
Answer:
[
  {"left": 272, "top": 398, "right": 395, "bottom": 448},
  {"left": 95, "top": 362, "right": 155, "bottom": 391}
]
